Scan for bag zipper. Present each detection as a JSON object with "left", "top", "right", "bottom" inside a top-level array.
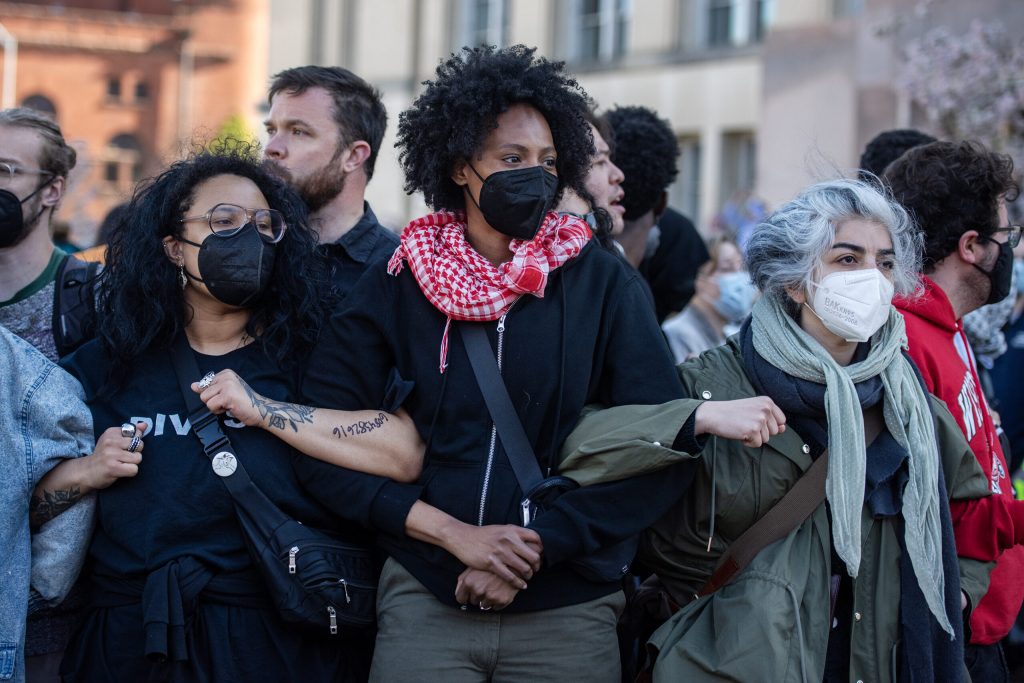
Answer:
[
  {"left": 477, "top": 298, "right": 519, "bottom": 526},
  {"left": 288, "top": 546, "right": 298, "bottom": 574},
  {"left": 327, "top": 605, "right": 338, "bottom": 634}
]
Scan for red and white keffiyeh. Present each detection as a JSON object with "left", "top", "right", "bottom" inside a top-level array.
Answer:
[{"left": 387, "top": 210, "right": 591, "bottom": 372}]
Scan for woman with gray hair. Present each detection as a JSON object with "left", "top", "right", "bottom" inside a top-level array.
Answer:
[{"left": 562, "top": 178, "right": 993, "bottom": 682}]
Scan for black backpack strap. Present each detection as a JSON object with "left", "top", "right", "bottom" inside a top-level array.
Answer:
[
  {"left": 53, "top": 254, "right": 101, "bottom": 357},
  {"left": 168, "top": 335, "right": 277, "bottom": 508},
  {"left": 459, "top": 322, "right": 544, "bottom": 496}
]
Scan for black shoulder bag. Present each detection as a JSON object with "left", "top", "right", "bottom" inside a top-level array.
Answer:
[
  {"left": 170, "top": 335, "right": 376, "bottom": 636},
  {"left": 460, "top": 322, "right": 638, "bottom": 583}
]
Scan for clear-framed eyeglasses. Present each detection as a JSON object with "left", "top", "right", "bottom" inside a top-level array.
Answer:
[
  {"left": 992, "top": 224, "right": 1023, "bottom": 249},
  {"left": 0, "top": 161, "right": 54, "bottom": 188},
  {"left": 179, "top": 203, "right": 288, "bottom": 243}
]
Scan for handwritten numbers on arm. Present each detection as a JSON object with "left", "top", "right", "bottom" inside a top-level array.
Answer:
[{"left": 332, "top": 412, "right": 390, "bottom": 439}]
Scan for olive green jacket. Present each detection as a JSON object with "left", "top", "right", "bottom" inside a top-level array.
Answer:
[{"left": 560, "top": 339, "right": 993, "bottom": 683}]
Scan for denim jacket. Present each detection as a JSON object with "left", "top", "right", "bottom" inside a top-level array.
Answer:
[{"left": 0, "top": 325, "right": 93, "bottom": 682}]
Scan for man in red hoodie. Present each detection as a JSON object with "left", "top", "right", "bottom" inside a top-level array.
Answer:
[{"left": 885, "top": 140, "right": 1023, "bottom": 681}]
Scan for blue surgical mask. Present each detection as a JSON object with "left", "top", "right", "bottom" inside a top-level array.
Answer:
[{"left": 713, "top": 271, "right": 758, "bottom": 323}]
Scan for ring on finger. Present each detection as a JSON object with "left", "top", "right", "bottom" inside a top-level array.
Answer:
[
  {"left": 127, "top": 435, "right": 142, "bottom": 453},
  {"left": 121, "top": 423, "right": 137, "bottom": 438},
  {"left": 479, "top": 602, "right": 492, "bottom": 611},
  {"left": 198, "top": 372, "right": 216, "bottom": 390}
]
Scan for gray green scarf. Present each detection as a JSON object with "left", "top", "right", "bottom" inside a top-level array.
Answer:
[{"left": 751, "top": 296, "right": 952, "bottom": 637}]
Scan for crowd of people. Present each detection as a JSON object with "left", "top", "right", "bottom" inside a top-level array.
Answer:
[{"left": 3, "top": 43, "right": 1024, "bottom": 683}]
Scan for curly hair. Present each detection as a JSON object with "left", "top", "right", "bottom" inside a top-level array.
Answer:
[
  {"left": 396, "top": 45, "right": 594, "bottom": 213},
  {"left": 858, "top": 128, "right": 936, "bottom": 181},
  {"left": 97, "top": 143, "right": 328, "bottom": 390},
  {"left": 604, "top": 106, "right": 679, "bottom": 220},
  {"left": 883, "top": 140, "right": 1019, "bottom": 272}
]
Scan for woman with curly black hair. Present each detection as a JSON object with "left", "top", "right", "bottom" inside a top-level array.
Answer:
[
  {"left": 56, "top": 147, "right": 420, "bottom": 683},
  {"left": 283, "top": 45, "right": 696, "bottom": 681}
]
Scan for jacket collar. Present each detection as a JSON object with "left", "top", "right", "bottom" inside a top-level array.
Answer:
[{"left": 324, "top": 202, "right": 384, "bottom": 264}]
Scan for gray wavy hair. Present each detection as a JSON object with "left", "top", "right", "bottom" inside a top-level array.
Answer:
[{"left": 746, "top": 178, "right": 922, "bottom": 307}]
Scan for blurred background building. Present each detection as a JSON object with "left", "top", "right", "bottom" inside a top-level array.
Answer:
[
  {"left": 269, "top": 0, "right": 1024, "bottom": 232},
  {"left": 0, "top": 0, "right": 268, "bottom": 246},
  {"left": 2, "top": 0, "right": 1021, "bottom": 244}
]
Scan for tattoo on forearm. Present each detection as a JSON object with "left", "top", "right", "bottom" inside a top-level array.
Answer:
[
  {"left": 29, "top": 487, "right": 82, "bottom": 530},
  {"left": 240, "top": 379, "right": 316, "bottom": 432},
  {"left": 333, "top": 412, "right": 390, "bottom": 439}
]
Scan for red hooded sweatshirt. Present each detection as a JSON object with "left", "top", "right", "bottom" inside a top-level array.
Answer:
[{"left": 897, "top": 276, "right": 1024, "bottom": 644}]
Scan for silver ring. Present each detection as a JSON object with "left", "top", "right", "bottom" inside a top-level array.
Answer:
[
  {"left": 198, "top": 372, "right": 216, "bottom": 390},
  {"left": 121, "top": 423, "right": 136, "bottom": 438},
  {"left": 127, "top": 435, "right": 142, "bottom": 453},
  {"left": 479, "top": 602, "right": 492, "bottom": 611}
]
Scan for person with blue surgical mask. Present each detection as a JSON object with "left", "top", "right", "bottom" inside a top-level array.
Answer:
[{"left": 662, "top": 236, "right": 757, "bottom": 363}]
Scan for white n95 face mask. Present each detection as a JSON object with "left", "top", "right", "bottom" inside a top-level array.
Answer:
[{"left": 807, "top": 268, "right": 895, "bottom": 343}]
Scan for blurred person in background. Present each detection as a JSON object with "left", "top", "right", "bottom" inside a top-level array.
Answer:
[
  {"left": 661, "top": 235, "right": 756, "bottom": 363},
  {"left": 858, "top": 128, "right": 937, "bottom": 182},
  {"left": 992, "top": 242, "right": 1024, "bottom": 473},
  {"left": 603, "top": 106, "right": 709, "bottom": 322},
  {"left": 713, "top": 188, "right": 767, "bottom": 253}
]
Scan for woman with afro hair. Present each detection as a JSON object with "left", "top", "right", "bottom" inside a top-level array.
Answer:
[{"left": 271, "top": 44, "right": 701, "bottom": 682}]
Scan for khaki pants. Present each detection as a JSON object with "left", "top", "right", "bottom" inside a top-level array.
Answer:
[{"left": 369, "top": 558, "right": 625, "bottom": 683}]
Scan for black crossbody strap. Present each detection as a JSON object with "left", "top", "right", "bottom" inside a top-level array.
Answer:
[
  {"left": 697, "top": 404, "right": 887, "bottom": 598},
  {"left": 168, "top": 335, "right": 285, "bottom": 528},
  {"left": 460, "top": 323, "right": 544, "bottom": 494}
]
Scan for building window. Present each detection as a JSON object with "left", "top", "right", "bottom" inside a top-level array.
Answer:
[
  {"left": 456, "top": 0, "right": 508, "bottom": 49},
  {"left": 102, "top": 133, "right": 143, "bottom": 192},
  {"left": 719, "top": 131, "right": 757, "bottom": 206},
  {"left": 833, "top": 0, "right": 864, "bottom": 18},
  {"left": 106, "top": 77, "right": 122, "bottom": 101},
  {"left": 669, "top": 135, "right": 702, "bottom": 223},
  {"left": 566, "top": 0, "right": 631, "bottom": 64},
  {"left": 21, "top": 94, "right": 57, "bottom": 119},
  {"left": 134, "top": 81, "right": 149, "bottom": 103},
  {"left": 707, "top": 0, "right": 732, "bottom": 47},
  {"left": 701, "top": 0, "right": 772, "bottom": 49}
]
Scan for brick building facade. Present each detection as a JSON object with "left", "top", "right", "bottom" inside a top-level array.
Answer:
[{"left": 0, "top": 0, "right": 268, "bottom": 246}]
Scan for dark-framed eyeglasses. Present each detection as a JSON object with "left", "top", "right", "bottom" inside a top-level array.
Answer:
[
  {"left": 991, "top": 225, "right": 1022, "bottom": 249},
  {"left": 0, "top": 161, "right": 54, "bottom": 187},
  {"left": 179, "top": 203, "right": 287, "bottom": 243}
]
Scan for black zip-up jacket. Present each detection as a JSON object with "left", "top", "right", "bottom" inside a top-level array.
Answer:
[{"left": 296, "top": 239, "right": 691, "bottom": 612}]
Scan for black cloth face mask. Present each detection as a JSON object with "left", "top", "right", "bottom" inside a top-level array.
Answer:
[
  {"left": 0, "top": 183, "right": 51, "bottom": 248},
  {"left": 974, "top": 237, "right": 1014, "bottom": 305},
  {"left": 467, "top": 163, "right": 559, "bottom": 240},
  {"left": 180, "top": 222, "right": 276, "bottom": 307}
]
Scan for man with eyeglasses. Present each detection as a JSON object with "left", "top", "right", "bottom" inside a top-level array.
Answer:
[
  {"left": 885, "top": 140, "right": 1024, "bottom": 683},
  {"left": 0, "top": 107, "right": 97, "bottom": 683},
  {"left": 263, "top": 66, "right": 397, "bottom": 298}
]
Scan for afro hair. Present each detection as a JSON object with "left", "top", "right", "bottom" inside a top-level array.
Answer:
[
  {"left": 604, "top": 106, "right": 680, "bottom": 220},
  {"left": 396, "top": 45, "right": 594, "bottom": 212},
  {"left": 858, "top": 128, "right": 936, "bottom": 181}
]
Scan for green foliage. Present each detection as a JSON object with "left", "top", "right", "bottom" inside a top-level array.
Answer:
[{"left": 208, "top": 115, "right": 259, "bottom": 158}]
